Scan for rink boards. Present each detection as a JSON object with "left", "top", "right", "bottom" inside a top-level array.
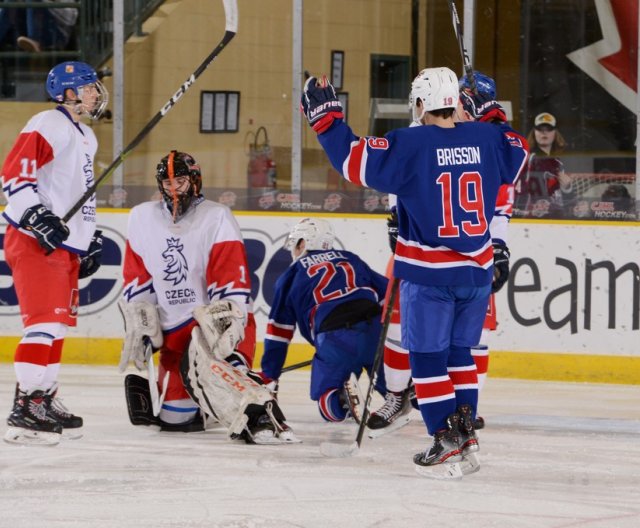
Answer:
[{"left": 0, "top": 210, "right": 638, "bottom": 384}]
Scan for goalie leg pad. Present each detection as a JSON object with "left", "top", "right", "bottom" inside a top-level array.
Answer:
[
  {"left": 181, "top": 327, "right": 299, "bottom": 444},
  {"left": 124, "top": 374, "right": 159, "bottom": 426},
  {"left": 182, "top": 327, "right": 271, "bottom": 435}
]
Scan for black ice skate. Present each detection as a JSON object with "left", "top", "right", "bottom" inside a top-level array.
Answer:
[
  {"left": 457, "top": 404, "right": 480, "bottom": 454},
  {"left": 44, "top": 384, "right": 83, "bottom": 439},
  {"left": 414, "top": 413, "right": 463, "bottom": 479},
  {"left": 472, "top": 415, "right": 485, "bottom": 429},
  {"left": 4, "top": 389, "right": 63, "bottom": 446},
  {"left": 235, "top": 402, "right": 301, "bottom": 445},
  {"left": 367, "top": 388, "right": 412, "bottom": 438}
]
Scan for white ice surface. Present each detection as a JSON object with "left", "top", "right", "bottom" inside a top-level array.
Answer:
[{"left": 0, "top": 365, "right": 639, "bottom": 528}]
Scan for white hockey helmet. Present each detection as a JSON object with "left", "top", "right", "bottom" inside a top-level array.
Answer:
[
  {"left": 409, "top": 67, "right": 459, "bottom": 122},
  {"left": 284, "top": 218, "right": 335, "bottom": 260}
]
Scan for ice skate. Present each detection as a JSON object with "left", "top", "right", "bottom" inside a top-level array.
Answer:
[
  {"left": 367, "top": 388, "right": 412, "bottom": 438},
  {"left": 4, "top": 389, "right": 63, "bottom": 446},
  {"left": 414, "top": 413, "right": 463, "bottom": 479},
  {"left": 44, "top": 385, "right": 83, "bottom": 439},
  {"left": 234, "top": 402, "right": 301, "bottom": 445},
  {"left": 457, "top": 404, "right": 479, "bottom": 455}
]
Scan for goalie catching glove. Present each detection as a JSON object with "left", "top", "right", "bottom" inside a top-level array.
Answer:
[
  {"left": 301, "top": 75, "right": 344, "bottom": 134},
  {"left": 117, "top": 299, "right": 163, "bottom": 372},
  {"left": 193, "top": 299, "right": 245, "bottom": 360},
  {"left": 492, "top": 242, "right": 510, "bottom": 293}
]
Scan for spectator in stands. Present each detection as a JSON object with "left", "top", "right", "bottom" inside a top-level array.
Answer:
[
  {"left": 12, "top": 1, "right": 77, "bottom": 53},
  {"left": 514, "top": 112, "right": 575, "bottom": 218},
  {"left": 0, "top": 3, "right": 25, "bottom": 48}
]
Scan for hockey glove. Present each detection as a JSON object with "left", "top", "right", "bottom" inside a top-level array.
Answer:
[
  {"left": 301, "top": 75, "right": 343, "bottom": 134},
  {"left": 193, "top": 300, "right": 245, "bottom": 360},
  {"left": 460, "top": 89, "right": 507, "bottom": 123},
  {"left": 492, "top": 242, "right": 510, "bottom": 293},
  {"left": 387, "top": 208, "right": 399, "bottom": 253},
  {"left": 19, "top": 204, "right": 70, "bottom": 253},
  {"left": 79, "top": 230, "right": 103, "bottom": 279}
]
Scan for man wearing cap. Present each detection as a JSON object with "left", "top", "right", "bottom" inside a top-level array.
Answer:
[{"left": 514, "top": 112, "right": 574, "bottom": 217}]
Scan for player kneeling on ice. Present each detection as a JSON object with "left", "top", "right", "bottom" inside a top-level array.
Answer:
[
  {"left": 117, "top": 150, "right": 297, "bottom": 445},
  {"left": 301, "top": 69, "right": 528, "bottom": 476},
  {"left": 257, "top": 218, "right": 389, "bottom": 423}
]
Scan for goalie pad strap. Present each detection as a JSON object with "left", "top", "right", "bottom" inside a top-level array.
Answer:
[{"left": 181, "top": 326, "right": 273, "bottom": 436}]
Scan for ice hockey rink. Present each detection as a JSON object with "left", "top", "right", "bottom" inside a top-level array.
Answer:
[{"left": 0, "top": 365, "right": 638, "bottom": 528}]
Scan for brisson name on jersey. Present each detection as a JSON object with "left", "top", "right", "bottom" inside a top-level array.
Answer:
[
  {"left": 1, "top": 106, "right": 98, "bottom": 253},
  {"left": 263, "top": 249, "right": 388, "bottom": 378},
  {"left": 318, "top": 120, "right": 528, "bottom": 287},
  {"left": 121, "top": 198, "right": 251, "bottom": 332}
]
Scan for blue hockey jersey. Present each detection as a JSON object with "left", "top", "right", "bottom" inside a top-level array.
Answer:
[
  {"left": 262, "top": 249, "right": 388, "bottom": 379},
  {"left": 318, "top": 121, "right": 528, "bottom": 287}
]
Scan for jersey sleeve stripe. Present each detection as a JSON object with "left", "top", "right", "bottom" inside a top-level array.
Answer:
[
  {"left": 342, "top": 138, "right": 368, "bottom": 187},
  {"left": 266, "top": 322, "right": 295, "bottom": 341}
]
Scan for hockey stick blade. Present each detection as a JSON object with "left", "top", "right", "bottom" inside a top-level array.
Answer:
[
  {"left": 367, "top": 415, "right": 411, "bottom": 439},
  {"left": 62, "top": 0, "right": 239, "bottom": 223},
  {"left": 319, "top": 440, "right": 359, "bottom": 458}
]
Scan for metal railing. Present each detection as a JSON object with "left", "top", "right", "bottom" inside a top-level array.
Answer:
[{"left": 0, "top": 0, "right": 164, "bottom": 100}]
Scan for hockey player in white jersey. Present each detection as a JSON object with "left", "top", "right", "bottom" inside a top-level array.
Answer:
[
  {"left": 118, "top": 150, "right": 297, "bottom": 445},
  {"left": 2, "top": 61, "right": 108, "bottom": 446}
]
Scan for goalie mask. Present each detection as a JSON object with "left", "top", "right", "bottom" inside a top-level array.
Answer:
[
  {"left": 409, "top": 67, "right": 459, "bottom": 122},
  {"left": 156, "top": 150, "right": 203, "bottom": 222},
  {"left": 284, "top": 218, "right": 335, "bottom": 260}
]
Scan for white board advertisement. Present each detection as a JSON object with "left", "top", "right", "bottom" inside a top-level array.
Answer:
[{"left": 1, "top": 212, "right": 638, "bottom": 358}]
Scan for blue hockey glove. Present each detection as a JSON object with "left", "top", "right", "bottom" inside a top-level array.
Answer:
[
  {"left": 387, "top": 208, "right": 399, "bottom": 253},
  {"left": 460, "top": 89, "right": 507, "bottom": 123},
  {"left": 492, "top": 242, "right": 510, "bottom": 293},
  {"left": 301, "top": 75, "right": 343, "bottom": 133},
  {"left": 19, "top": 204, "right": 69, "bottom": 252},
  {"left": 79, "top": 230, "right": 103, "bottom": 278}
]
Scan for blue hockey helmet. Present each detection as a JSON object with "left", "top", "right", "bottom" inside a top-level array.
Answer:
[
  {"left": 458, "top": 71, "right": 496, "bottom": 99},
  {"left": 46, "top": 61, "right": 108, "bottom": 119}
]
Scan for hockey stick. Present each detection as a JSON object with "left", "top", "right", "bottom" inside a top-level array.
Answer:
[
  {"left": 61, "top": 0, "right": 239, "bottom": 223},
  {"left": 320, "top": 277, "right": 400, "bottom": 458},
  {"left": 281, "top": 359, "right": 312, "bottom": 373},
  {"left": 446, "top": 0, "right": 477, "bottom": 95}
]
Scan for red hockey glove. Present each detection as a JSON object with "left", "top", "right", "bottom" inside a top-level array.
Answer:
[
  {"left": 301, "top": 75, "right": 343, "bottom": 134},
  {"left": 460, "top": 89, "right": 507, "bottom": 123}
]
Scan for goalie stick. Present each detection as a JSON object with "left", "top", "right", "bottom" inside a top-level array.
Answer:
[
  {"left": 61, "top": 0, "right": 239, "bottom": 223},
  {"left": 320, "top": 278, "right": 400, "bottom": 458},
  {"left": 446, "top": 0, "right": 477, "bottom": 95}
]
